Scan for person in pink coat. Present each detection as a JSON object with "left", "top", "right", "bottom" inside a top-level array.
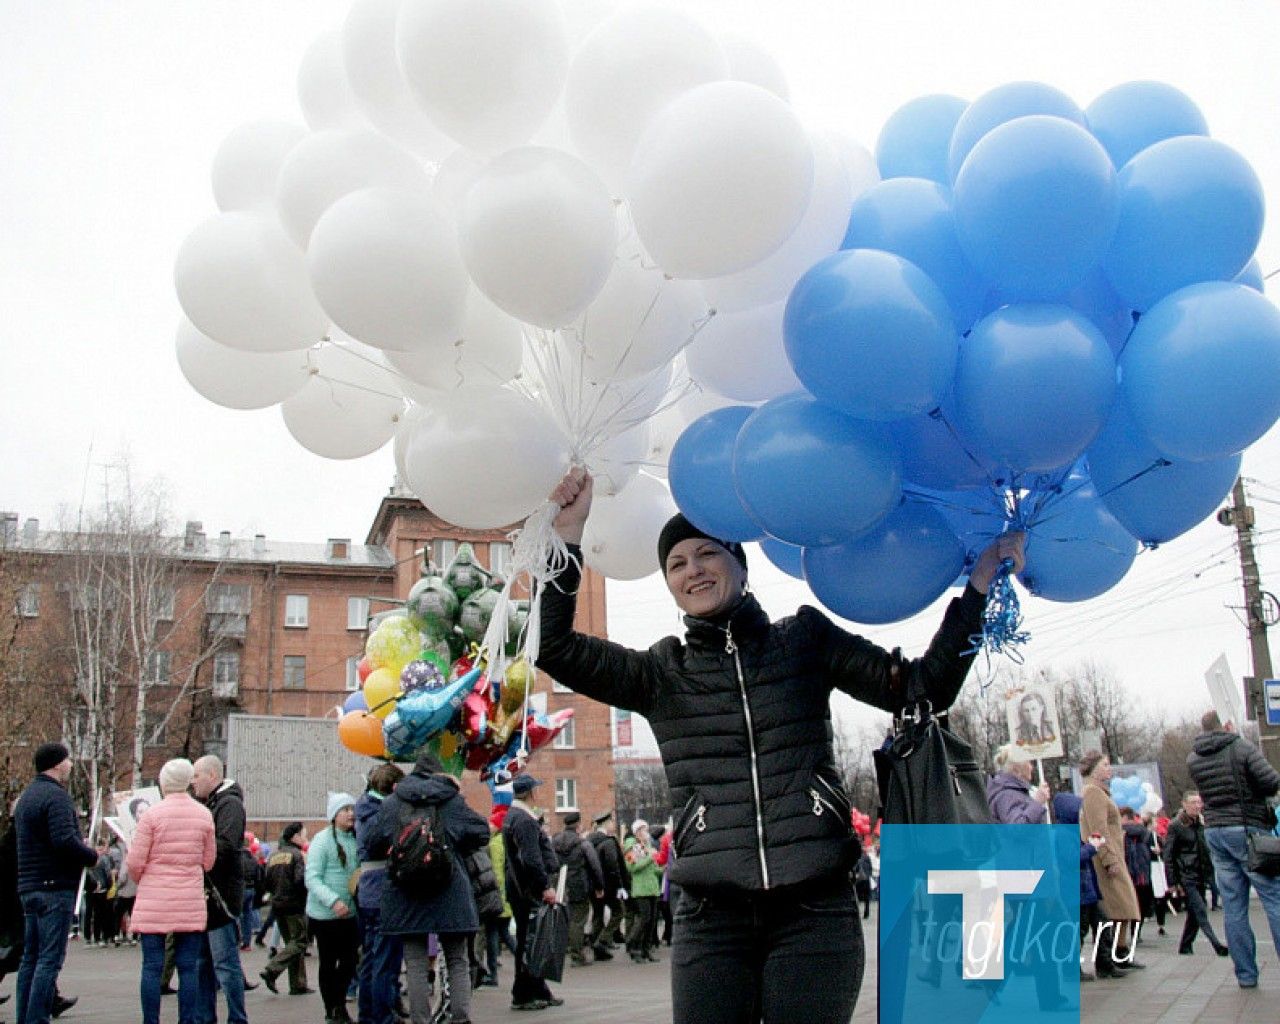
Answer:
[{"left": 125, "top": 758, "right": 216, "bottom": 1024}]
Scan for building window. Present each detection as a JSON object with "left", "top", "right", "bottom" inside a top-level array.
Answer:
[
  {"left": 154, "top": 586, "right": 175, "bottom": 621},
  {"left": 206, "top": 583, "right": 251, "bottom": 614},
  {"left": 282, "top": 655, "right": 306, "bottom": 689},
  {"left": 347, "top": 596, "right": 370, "bottom": 631},
  {"left": 345, "top": 656, "right": 361, "bottom": 692},
  {"left": 205, "top": 715, "right": 228, "bottom": 743},
  {"left": 552, "top": 716, "right": 575, "bottom": 750},
  {"left": 145, "top": 651, "right": 172, "bottom": 684},
  {"left": 213, "top": 651, "right": 240, "bottom": 698},
  {"left": 433, "top": 539, "right": 458, "bottom": 570},
  {"left": 141, "top": 710, "right": 167, "bottom": 747},
  {"left": 285, "top": 594, "right": 309, "bottom": 628},
  {"left": 17, "top": 583, "right": 39, "bottom": 617},
  {"left": 490, "top": 541, "right": 513, "bottom": 578},
  {"left": 554, "top": 778, "right": 577, "bottom": 812}
]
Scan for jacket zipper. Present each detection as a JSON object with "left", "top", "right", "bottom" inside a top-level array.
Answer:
[
  {"left": 814, "top": 773, "right": 852, "bottom": 818},
  {"left": 675, "top": 803, "right": 707, "bottom": 849},
  {"left": 726, "top": 624, "right": 770, "bottom": 890}
]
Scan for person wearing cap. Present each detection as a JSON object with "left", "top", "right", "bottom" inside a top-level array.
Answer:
[
  {"left": 365, "top": 751, "right": 490, "bottom": 1024},
  {"left": 502, "top": 774, "right": 563, "bottom": 1011},
  {"left": 584, "top": 811, "right": 627, "bottom": 957},
  {"left": 13, "top": 742, "right": 99, "bottom": 1024},
  {"left": 260, "top": 822, "right": 311, "bottom": 996},
  {"left": 551, "top": 811, "right": 603, "bottom": 967},
  {"left": 304, "top": 792, "right": 360, "bottom": 1022},
  {"left": 542, "top": 468, "right": 1024, "bottom": 1023}
]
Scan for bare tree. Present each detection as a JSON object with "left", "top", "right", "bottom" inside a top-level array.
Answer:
[
  {"left": 1055, "top": 659, "right": 1162, "bottom": 766},
  {"left": 614, "top": 760, "right": 671, "bottom": 828},
  {"left": 832, "top": 718, "right": 889, "bottom": 816}
]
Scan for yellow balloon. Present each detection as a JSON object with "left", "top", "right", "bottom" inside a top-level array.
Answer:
[
  {"left": 366, "top": 618, "right": 422, "bottom": 673},
  {"left": 363, "top": 667, "right": 401, "bottom": 719}
]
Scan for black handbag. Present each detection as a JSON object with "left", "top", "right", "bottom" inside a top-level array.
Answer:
[
  {"left": 1247, "top": 832, "right": 1280, "bottom": 877},
  {"left": 204, "top": 875, "right": 234, "bottom": 931},
  {"left": 874, "top": 657, "right": 991, "bottom": 826}
]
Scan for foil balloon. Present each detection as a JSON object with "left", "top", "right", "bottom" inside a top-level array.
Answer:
[
  {"left": 500, "top": 658, "right": 532, "bottom": 713},
  {"left": 523, "top": 708, "right": 575, "bottom": 753},
  {"left": 461, "top": 671, "right": 494, "bottom": 744},
  {"left": 444, "top": 543, "right": 487, "bottom": 602},
  {"left": 397, "top": 665, "right": 482, "bottom": 742},
  {"left": 427, "top": 728, "right": 467, "bottom": 777},
  {"left": 382, "top": 710, "right": 433, "bottom": 761},
  {"left": 401, "top": 659, "right": 446, "bottom": 695},
  {"left": 405, "top": 574, "right": 460, "bottom": 638},
  {"left": 459, "top": 584, "right": 502, "bottom": 643},
  {"left": 365, "top": 617, "right": 423, "bottom": 673}
]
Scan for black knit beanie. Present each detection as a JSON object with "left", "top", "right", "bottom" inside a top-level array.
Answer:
[
  {"left": 34, "top": 742, "right": 69, "bottom": 773},
  {"left": 657, "top": 514, "right": 748, "bottom": 573}
]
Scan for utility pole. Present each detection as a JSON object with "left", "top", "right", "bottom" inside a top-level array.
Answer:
[{"left": 1218, "top": 477, "right": 1280, "bottom": 768}]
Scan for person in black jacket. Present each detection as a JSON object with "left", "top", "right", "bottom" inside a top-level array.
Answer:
[
  {"left": 464, "top": 843, "right": 505, "bottom": 987},
  {"left": 192, "top": 755, "right": 248, "bottom": 1023},
  {"left": 551, "top": 812, "right": 603, "bottom": 967},
  {"left": 585, "top": 812, "right": 625, "bottom": 958},
  {"left": 14, "top": 742, "right": 98, "bottom": 1024},
  {"left": 502, "top": 775, "right": 564, "bottom": 1011},
  {"left": 238, "top": 845, "right": 262, "bottom": 951},
  {"left": 260, "top": 822, "right": 310, "bottom": 995},
  {"left": 1161, "top": 791, "right": 1228, "bottom": 957},
  {"left": 542, "top": 469, "right": 1023, "bottom": 1024},
  {"left": 1186, "top": 710, "right": 1280, "bottom": 988}
]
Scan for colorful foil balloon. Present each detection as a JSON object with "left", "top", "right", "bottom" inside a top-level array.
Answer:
[
  {"left": 397, "top": 665, "right": 482, "bottom": 743},
  {"left": 444, "top": 543, "right": 487, "bottom": 602},
  {"left": 401, "top": 659, "right": 446, "bottom": 695},
  {"left": 405, "top": 574, "right": 460, "bottom": 638},
  {"left": 365, "top": 617, "right": 423, "bottom": 673}
]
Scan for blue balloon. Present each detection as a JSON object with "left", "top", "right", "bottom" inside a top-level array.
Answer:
[
  {"left": 947, "top": 81, "right": 1086, "bottom": 182},
  {"left": 876, "top": 94, "right": 968, "bottom": 184},
  {"left": 784, "top": 248, "right": 958, "bottom": 421},
  {"left": 1120, "top": 281, "right": 1280, "bottom": 461},
  {"left": 889, "top": 408, "right": 993, "bottom": 491},
  {"left": 841, "top": 177, "right": 985, "bottom": 331},
  {"left": 954, "top": 115, "right": 1118, "bottom": 300},
  {"left": 759, "top": 537, "right": 805, "bottom": 579},
  {"left": 342, "top": 690, "right": 369, "bottom": 714},
  {"left": 1018, "top": 481, "right": 1138, "bottom": 601},
  {"left": 669, "top": 406, "right": 763, "bottom": 542},
  {"left": 733, "top": 393, "right": 901, "bottom": 546},
  {"left": 397, "top": 666, "right": 479, "bottom": 742},
  {"left": 1235, "top": 257, "right": 1266, "bottom": 293},
  {"left": 1103, "top": 136, "right": 1264, "bottom": 311},
  {"left": 1085, "top": 80, "right": 1209, "bottom": 170},
  {"left": 952, "top": 304, "right": 1116, "bottom": 474},
  {"left": 906, "top": 487, "right": 1008, "bottom": 565},
  {"left": 1086, "top": 401, "right": 1240, "bottom": 544},
  {"left": 802, "top": 501, "right": 966, "bottom": 624}
]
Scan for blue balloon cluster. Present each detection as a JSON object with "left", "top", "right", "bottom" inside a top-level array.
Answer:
[{"left": 668, "top": 80, "right": 1280, "bottom": 625}]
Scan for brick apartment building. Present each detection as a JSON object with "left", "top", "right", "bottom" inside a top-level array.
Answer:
[{"left": 1, "top": 489, "right": 616, "bottom": 832}]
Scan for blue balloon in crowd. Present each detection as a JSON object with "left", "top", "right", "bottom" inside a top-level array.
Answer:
[
  {"left": 889, "top": 407, "right": 994, "bottom": 491},
  {"left": 876, "top": 94, "right": 969, "bottom": 185},
  {"left": 1086, "top": 401, "right": 1240, "bottom": 545},
  {"left": 784, "top": 248, "right": 958, "bottom": 421},
  {"left": 906, "top": 487, "right": 1007, "bottom": 566},
  {"left": 952, "top": 304, "right": 1116, "bottom": 474},
  {"left": 1018, "top": 480, "right": 1138, "bottom": 602},
  {"left": 669, "top": 406, "right": 764, "bottom": 542},
  {"left": 841, "top": 177, "right": 985, "bottom": 331},
  {"left": 1120, "top": 281, "right": 1280, "bottom": 462},
  {"left": 759, "top": 537, "right": 805, "bottom": 580},
  {"left": 954, "top": 115, "right": 1118, "bottom": 301},
  {"left": 1236, "top": 257, "right": 1266, "bottom": 293},
  {"left": 342, "top": 690, "right": 368, "bottom": 714},
  {"left": 396, "top": 666, "right": 479, "bottom": 742},
  {"left": 1103, "top": 136, "right": 1264, "bottom": 311},
  {"left": 802, "top": 501, "right": 966, "bottom": 624},
  {"left": 947, "top": 81, "right": 1086, "bottom": 182},
  {"left": 733, "top": 393, "right": 901, "bottom": 547},
  {"left": 1085, "top": 80, "right": 1209, "bottom": 170}
]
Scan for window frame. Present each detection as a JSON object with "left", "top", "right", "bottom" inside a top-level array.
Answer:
[
  {"left": 347, "top": 596, "right": 370, "bottom": 631},
  {"left": 552, "top": 715, "right": 576, "bottom": 750},
  {"left": 145, "top": 650, "right": 172, "bottom": 684},
  {"left": 554, "top": 777, "right": 577, "bottom": 812},
  {"left": 284, "top": 594, "right": 309, "bottom": 629},
  {"left": 345, "top": 656, "right": 361, "bottom": 692},
  {"left": 282, "top": 654, "right": 307, "bottom": 690}
]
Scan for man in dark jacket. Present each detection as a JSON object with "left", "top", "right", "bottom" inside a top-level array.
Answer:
[
  {"left": 502, "top": 775, "right": 563, "bottom": 1011},
  {"left": 464, "top": 843, "right": 505, "bottom": 986},
  {"left": 1186, "top": 710, "right": 1280, "bottom": 988},
  {"left": 354, "top": 763, "right": 404, "bottom": 1024},
  {"left": 14, "top": 742, "right": 97, "bottom": 1024},
  {"left": 192, "top": 755, "right": 248, "bottom": 1023},
  {"left": 552, "top": 812, "right": 603, "bottom": 966},
  {"left": 1162, "top": 790, "right": 1227, "bottom": 957},
  {"left": 585, "top": 812, "right": 626, "bottom": 958},
  {"left": 260, "top": 822, "right": 310, "bottom": 995}
]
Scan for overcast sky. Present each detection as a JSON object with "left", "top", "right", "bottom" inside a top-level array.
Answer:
[{"left": 3, "top": 1, "right": 1279, "bottom": 753}]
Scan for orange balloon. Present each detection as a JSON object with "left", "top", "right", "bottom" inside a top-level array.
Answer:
[
  {"left": 338, "top": 711, "right": 386, "bottom": 758},
  {"left": 363, "top": 667, "right": 401, "bottom": 719}
]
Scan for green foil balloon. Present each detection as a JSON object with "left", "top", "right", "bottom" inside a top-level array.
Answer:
[
  {"left": 459, "top": 583, "right": 502, "bottom": 643},
  {"left": 444, "top": 543, "right": 487, "bottom": 602},
  {"left": 405, "top": 574, "right": 460, "bottom": 638}
]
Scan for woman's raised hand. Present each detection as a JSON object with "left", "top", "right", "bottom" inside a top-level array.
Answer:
[
  {"left": 550, "top": 467, "right": 593, "bottom": 545},
  {"left": 969, "top": 530, "right": 1027, "bottom": 594}
]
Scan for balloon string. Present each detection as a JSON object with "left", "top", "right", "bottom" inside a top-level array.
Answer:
[{"left": 967, "top": 558, "right": 1029, "bottom": 676}]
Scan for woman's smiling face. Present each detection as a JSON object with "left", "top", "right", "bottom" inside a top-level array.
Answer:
[{"left": 664, "top": 537, "right": 747, "bottom": 619}]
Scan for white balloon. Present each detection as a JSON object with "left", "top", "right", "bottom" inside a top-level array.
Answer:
[
  {"left": 578, "top": 261, "right": 708, "bottom": 380},
  {"left": 307, "top": 187, "right": 468, "bottom": 352},
  {"left": 828, "top": 132, "right": 882, "bottom": 200},
  {"left": 402, "top": 386, "right": 571, "bottom": 529},
  {"left": 582, "top": 472, "right": 677, "bottom": 580},
  {"left": 341, "top": 0, "right": 453, "bottom": 160},
  {"left": 297, "top": 30, "right": 367, "bottom": 131},
  {"left": 396, "top": 0, "right": 569, "bottom": 155},
  {"left": 561, "top": 0, "right": 619, "bottom": 45},
  {"left": 459, "top": 147, "right": 616, "bottom": 328},
  {"left": 432, "top": 148, "right": 488, "bottom": 213},
  {"left": 393, "top": 401, "right": 428, "bottom": 483},
  {"left": 627, "top": 81, "right": 814, "bottom": 279},
  {"left": 281, "top": 339, "right": 404, "bottom": 459},
  {"left": 276, "top": 129, "right": 429, "bottom": 248},
  {"left": 565, "top": 6, "right": 728, "bottom": 190},
  {"left": 719, "top": 33, "right": 790, "bottom": 102},
  {"left": 174, "top": 213, "right": 328, "bottom": 352},
  {"left": 588, "top": 421, "right": 649, "bottom": 496},
  {"left": 212, "top": 121, "right": 309, "bottom": 213},
  {"left": 699, "top": 134, "right": 852, "bottom": 313},
  {"left": 684, "top": 301, "right": 801, "bottom": 401},
  {"left": 175, "top": 319, "right": 312, "bottom": 410},
  {"left": 385, "top": 290, "right": 524, "bottom": 396}
]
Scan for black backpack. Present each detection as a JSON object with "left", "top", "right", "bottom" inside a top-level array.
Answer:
[{"left": 388, "top": 801, "right": 453, "bottom": 895}]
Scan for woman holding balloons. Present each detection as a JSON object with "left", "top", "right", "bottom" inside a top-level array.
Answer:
[{"left": 539, "top": 467, "right": 1024, "bottom": 1023}]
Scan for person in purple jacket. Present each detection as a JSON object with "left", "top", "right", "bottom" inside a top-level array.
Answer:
[{"left": 986, "top": 746, "right": 1051, "bottom": 825}]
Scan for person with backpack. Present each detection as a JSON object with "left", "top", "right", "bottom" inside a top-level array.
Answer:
[
  {"left": 355, "top": 763, "right": 406, "bottom": 1024},
  {"left": 365, "top": 751, "right": 489, "bottom": 1024},
  {"left": 260, "top": 822, "right": 311, "bottom": 996},
  {"left": 306, "top": 793, "right": 360, "bottom": 1023}
]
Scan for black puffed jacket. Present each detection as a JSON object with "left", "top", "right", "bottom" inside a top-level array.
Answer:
[
  {"left": 538, "top": 546, "right": 985, "bottom": 892},
  {"left": 1187, "top": 731, "right": 1280, "bottom": 831}
]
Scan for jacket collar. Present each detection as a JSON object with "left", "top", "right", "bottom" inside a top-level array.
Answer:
[{"left": 682, "top": 593, "right": 770, "bottom": 648}]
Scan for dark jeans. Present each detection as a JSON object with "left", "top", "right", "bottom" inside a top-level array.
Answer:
[
  {"left": 626, "top": 896, "right": 657, "bottom": 955},
  {"left": 142, "top": 931, "right": 203, "bottom": 1024},
  {"left": 566, "top": 900, "right": 591, "bottom": 958},
  {"left": 1178, "top": 882, "right": 1225, "bottom": 953},
  {"left": 16, "top": 890, "right": 75, "bottom": 1024},
  {"left": 309, "top": 916, "right": 360, "bottom": 1015},
  {"left": 262, "top": 912, "right": 308, "bottom": 991},
  {"left": 482, "top": 915, "right": 515, "bottom": 979},
  {"left": 239, "top": 891, "right": 259, "bottom": 947},
  {"left": 200, "top": 920, "right": 248, "bottom": 1024},
  {"left": 510, "top": 898, "right": 552, "bottom": 1006},
  {"left": 587, "top": 894, "right": 622, "bottom": 948},
  {"left": 357, "top": 905, "right": 403, "bottom": 1024},
  {"left": 671, "top": 877, "right": 864, "bottom": 1024}
]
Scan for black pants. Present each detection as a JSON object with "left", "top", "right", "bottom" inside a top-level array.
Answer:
[
  {"left": 854, "top": 879, "right": 872, "bottom": 919},
  {"left": 1178, "top": 883, "right": 1226, "bottom": 954},
  {"left": 510, "top": 898, "right": 552, "bottom": 1006},
  {"left": 671, "top": 877, "right": 863, "bottom": 1024},
  {"left": 587, "top": 893, "right": 623, "bottom": 948},
  {"left": 626, "top": 896, "right": 657, "bottom": 955},
  {"left": 308, "top": 915, "right": 360, "bottom": 1014}
]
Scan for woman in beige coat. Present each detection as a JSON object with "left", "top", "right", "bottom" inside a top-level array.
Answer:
[{"left": 1078, "top": 751, "right": 1142, "bottom": 960}]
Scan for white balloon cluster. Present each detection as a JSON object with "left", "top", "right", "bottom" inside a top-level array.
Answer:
[{"left": 172, "top": 0, "right": 873, "bottom": 579}]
